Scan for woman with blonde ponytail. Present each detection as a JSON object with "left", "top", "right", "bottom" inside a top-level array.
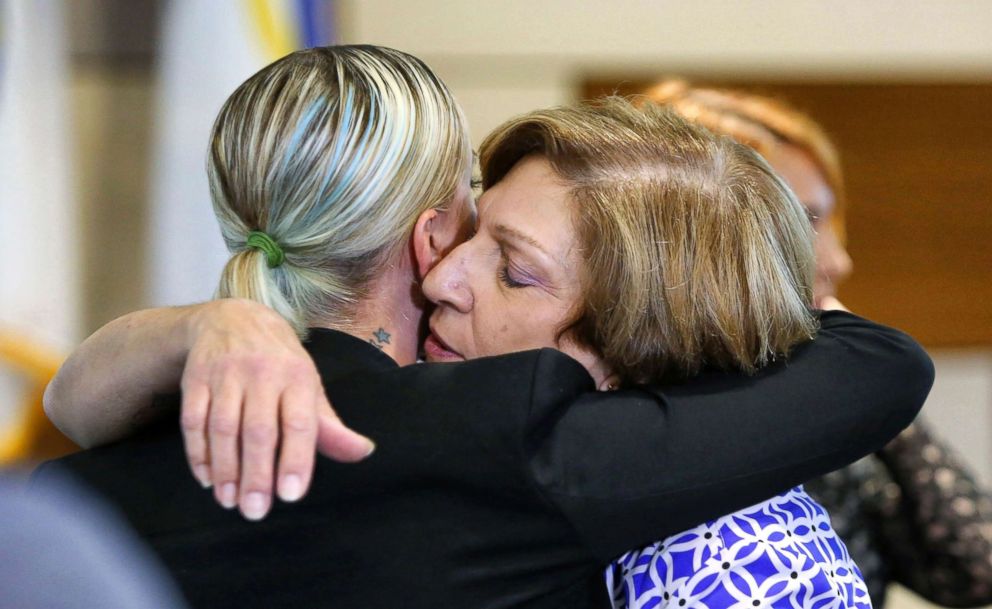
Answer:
[
  {"left": 41, "top": 48, "right": 932, "bottom": 609},
  {"left": 45, "top": 43, "right": 476, "bottom": 518},
  {"left": 210, "top": 45, "right": 473, "bottom": 337}
]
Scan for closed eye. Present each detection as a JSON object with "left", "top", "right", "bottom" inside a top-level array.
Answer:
[
  {"left": 498, "top": 265, "right": 528, "bottom": 289},
  {"left": 497, "top": 247, "right": 532, "bottom": 289}
]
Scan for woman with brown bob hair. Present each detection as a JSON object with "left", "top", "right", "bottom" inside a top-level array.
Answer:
[
  {"left": 641, "top": 79, "right": 992, "bottom": 608},
  {"left": 431, "top": 98, "right": 817, "bottom": 385},
  {"left": 44, "top": 48, "right": 930, "bottom": 608},
  {"left": 423, "top": 97, "right": 869, "bottom": 607}
]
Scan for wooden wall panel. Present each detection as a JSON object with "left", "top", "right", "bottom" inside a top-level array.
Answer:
[{"left": 583, "top": 80, "right": 992, "bottom": 347}]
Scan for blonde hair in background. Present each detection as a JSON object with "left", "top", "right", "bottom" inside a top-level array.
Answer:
[
  {"left": 210, "top": 45, "right": 472, "bottom": 334},
  {"left": 480, "top": 97, "right": 817, "bottom": 384},
  {"left": 643, "top": 79, "right": 847, "bottom": 241}
]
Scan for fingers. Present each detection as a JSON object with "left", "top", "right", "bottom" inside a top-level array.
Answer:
[
  {"left": 274, "top": 382, "right": 319, "bottom": 503},
  {"left": 316, "top": 397, "right": 375, "bottom": 463},
  {"left": 208, "top": 379, "right": 243, "bottom": 511},
  {"left": 177, "top": 298, "right": 373, "bottom": 520},
  {"left": 180, "top": 378, "right": 212, "bottom": 488},
  {"left": 237, "top": 382, "right": 282, "bottom": 520}
]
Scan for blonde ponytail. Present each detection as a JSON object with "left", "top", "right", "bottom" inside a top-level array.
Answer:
[
  {"left": 208, "top": 45, "right": 471, "bottom": 336},
  {"left": 217, "top": 249, "right": 304, "bottom": 333}
]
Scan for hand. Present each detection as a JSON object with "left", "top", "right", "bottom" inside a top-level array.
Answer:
[{"left": 179, "top": 299, "right": 375, "bottom": 520}]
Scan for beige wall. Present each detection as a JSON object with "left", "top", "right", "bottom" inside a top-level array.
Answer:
[
  {"left": 69, "top": 0, "right": 158, "bottom": 331},
  {"left": 338, "top": 0, "right": 992, "bottom": 144},
  {"left": 73, "top": 67, "right": 155, "bottom": 332},
  {"left": 342, "top": 0, "right": 992, "bottom": 64}
]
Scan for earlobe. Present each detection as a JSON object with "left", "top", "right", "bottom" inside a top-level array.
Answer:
[
  {"left": 412, "top": 208, "right": 440, "bottom": 280},
  {"left": 597, "top": 373, "right": 621, "bottom": 392}
]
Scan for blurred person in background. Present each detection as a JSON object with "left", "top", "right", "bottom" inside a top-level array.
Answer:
[
  {"left": 2, "top": 473, "right": 187, "bottom": 609},
  {"left": 644, "top": 79, "right": 992, "bottom": 607}
]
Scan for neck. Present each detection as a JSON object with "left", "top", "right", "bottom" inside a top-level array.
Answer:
[{"left": 312, "top": 252, "right": 425, "bottom": 366}]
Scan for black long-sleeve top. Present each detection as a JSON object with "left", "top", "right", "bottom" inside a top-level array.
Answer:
[{"left": 35, "top": 311, "right": 934, "bottom": 609}]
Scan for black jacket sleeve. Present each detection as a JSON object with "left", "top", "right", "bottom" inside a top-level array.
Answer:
[{"left": 526, "top": 311, "right": 935, "bottom": 562}]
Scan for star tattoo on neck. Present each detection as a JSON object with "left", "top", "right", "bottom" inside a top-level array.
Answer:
[{"left": 369, "top": 327, "right": 391, "bottom": 350}]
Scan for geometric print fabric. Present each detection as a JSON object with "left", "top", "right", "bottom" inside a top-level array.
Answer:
[{"left": 608, "top": 487, "right": 872, "bottom": 609}]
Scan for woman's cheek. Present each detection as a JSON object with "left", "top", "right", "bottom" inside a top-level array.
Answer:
[
  {"left": 483, "top": 304, "right": 525, "bottom": 355},
  {"left": 492, "top": 304, "right": 520, "bottom": 353}
]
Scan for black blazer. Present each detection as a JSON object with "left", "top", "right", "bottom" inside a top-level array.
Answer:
[{"left": 35, "top": 311, "right": 933, "bottom": 609}]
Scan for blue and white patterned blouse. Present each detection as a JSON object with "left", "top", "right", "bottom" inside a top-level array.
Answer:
[{"left": 607, "top": 486, "right": 871, "bottom": 609}]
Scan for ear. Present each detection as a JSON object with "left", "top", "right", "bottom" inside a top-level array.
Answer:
[
  {"left": 597, "top": 373, "right": 621, "bottom": 392},
  {"left": 412, "top": 208, "right": 441, "bottom": 281}
]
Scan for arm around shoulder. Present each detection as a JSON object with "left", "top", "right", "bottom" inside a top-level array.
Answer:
[
  {"left": 525, "top": 310, "right": 935, "bottom": 561},
  {"left": 44, "top": 305, "right": 199, "bottom": 447},
  {"left": 816, "top": 309, "right": 935, "bottom": 434}
]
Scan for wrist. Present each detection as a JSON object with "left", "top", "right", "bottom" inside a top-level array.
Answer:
[
  {"left": 183, "top": 298, "right": 253, "bottom": 342},
  {"left": 182, "top": 297, "right": 294, "bottom": 354},
  {"left": 179, "top": 301, "right": 218, "bottom": 357}
]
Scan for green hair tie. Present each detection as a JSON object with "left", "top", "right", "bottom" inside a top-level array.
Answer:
[{"left": 246, "top": 231, "right": 285, "bottom": 268}]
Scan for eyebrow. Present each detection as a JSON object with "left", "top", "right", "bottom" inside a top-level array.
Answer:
[{"left": 493, "top": 223, "right": 553, "bottom": 259}]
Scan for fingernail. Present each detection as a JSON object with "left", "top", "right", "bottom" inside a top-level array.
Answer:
[
  {"left": 194, "top": 465, "right": 212, "bottom": 489},
  {"left": 279, "top": 474, "right": 304, "bottom": 502},
  {"left": 218, "top": 483, "right": 237, "bottom": 509},
  {"left": 242, "top": 492, "right": 270, "bottom": 521},
  {"left": 364, "top": 440, "right": 376, "bottom": 458}
]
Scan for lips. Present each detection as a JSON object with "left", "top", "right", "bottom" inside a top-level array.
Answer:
[{"left": 424, "top": 328, "right": 464, "bottom": 362}]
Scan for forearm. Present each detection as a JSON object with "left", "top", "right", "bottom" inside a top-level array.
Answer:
[
  {"left": 44, "top": 306, "right": 198, "bottom": 447},
  {"left": 533, "top": 311, "right": 935, "bottom": 560}
]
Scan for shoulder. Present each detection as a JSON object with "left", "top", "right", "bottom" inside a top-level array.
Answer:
[
  {"left": 31, "top": 423, "right": 217, "bottom": 535},
  {"left": 320, "top": 349, "right": 595, "bottom": 449},
  {"left": 815, "top": 310, "right": 933, "bottom": 375},
  {"left": 37, "top": 419, "right": 179, "bottom": 476},
  {"left": 324, "top": 348, "right": 593, "bottom": 412}
]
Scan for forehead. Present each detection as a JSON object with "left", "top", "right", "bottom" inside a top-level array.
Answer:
[
  {"left": 478, "top": 156, "right": 570, "bottom": 221},
  {"left": 478, "top": 155, "right": 578, "bottom": 260}
]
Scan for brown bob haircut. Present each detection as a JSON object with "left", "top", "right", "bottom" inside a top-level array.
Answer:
[{"left": 479, "top": 97, "right": 817, "bottom": 384}]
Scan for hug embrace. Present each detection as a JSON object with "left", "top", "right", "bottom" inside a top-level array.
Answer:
[{"left": 40, "top": 46, "right": 934, "bottom": 609}]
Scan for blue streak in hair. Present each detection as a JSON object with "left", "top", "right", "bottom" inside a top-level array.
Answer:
[
  {"left": 293, "top": 89, "right": 356, "bottom": 227},
  {"left": 283, "top": 98, "right": 327, "bottom": 168}
]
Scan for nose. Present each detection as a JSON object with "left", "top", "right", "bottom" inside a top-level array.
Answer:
[
  {"left": 421, "top": 242, "right": 474, "bottom": 313},
  {"left": 816, "top": 224, "right": 853, "bottom": 286}
]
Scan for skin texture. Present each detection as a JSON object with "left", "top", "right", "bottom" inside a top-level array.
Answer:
[
  {"left": 422, "top": 155, "right": 615, "bottom": 389},
  {"left": 763, "top": 143, "right": 853, "bottom": 307}
]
